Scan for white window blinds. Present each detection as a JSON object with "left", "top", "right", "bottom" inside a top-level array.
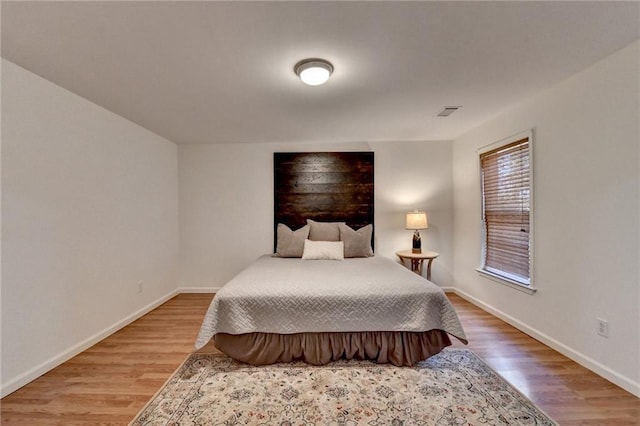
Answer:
[{"left": 480, "top": 137, "right": 531, "bottom": 284}]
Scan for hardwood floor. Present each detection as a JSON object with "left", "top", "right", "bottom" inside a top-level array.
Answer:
[
  {"left": 2, "top": 292, "right": 638, "bottom": 425},
  {"left": 449, "top": 294, "right": 640, "bottom": 425},
  {"left": 1, "top": 294, "right": 214, "bottom": 425}
]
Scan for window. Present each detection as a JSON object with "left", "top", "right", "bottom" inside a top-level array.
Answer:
[{"left": 478, "top": 131, "right": 533, "bottom": 289}]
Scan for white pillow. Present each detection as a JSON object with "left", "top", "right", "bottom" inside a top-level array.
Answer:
[{"left": 301, "top": 239, "right": 344, "bottom": 260}]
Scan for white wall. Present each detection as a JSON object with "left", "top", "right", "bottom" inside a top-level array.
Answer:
[
  {"left": 372, "top": 141, "right": 453, "bottom": 286},
  {"left": 452, "top": 41, "right": 640, "bottom": 396},
  {"left": 178, "top": 140, "right": 453, "bottom": 289},
  {"left": 1, "top": 59, "right": 180, "bottom": 396}
]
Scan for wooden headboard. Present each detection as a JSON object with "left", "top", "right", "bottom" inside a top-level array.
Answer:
[{"left": 274, "top": 152, "right": 374, "bottom": 250}]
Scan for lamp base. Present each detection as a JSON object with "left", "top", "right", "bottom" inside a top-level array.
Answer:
[{"left": 412, "top": 230, "right": 422, "bottom": 254}]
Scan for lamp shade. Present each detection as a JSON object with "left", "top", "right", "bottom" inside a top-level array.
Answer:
[{"left": 406, "top": 211, "right": 428, "bottom": 230}]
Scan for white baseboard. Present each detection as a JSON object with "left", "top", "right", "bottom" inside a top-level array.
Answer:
[
  {"left": 177, "top": 286, "right": 220, "bottom": 293},
  {"left": 0, "top": 289, "right": 180, "bottom": 398},
  {"left": 452, "top": 288, "right": 640, "bottom": 398},
  {"left": 4, "top": 285, "right": 638, "bottom": 399}
]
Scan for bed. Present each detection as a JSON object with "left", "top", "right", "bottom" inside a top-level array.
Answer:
[{"left": 194, "top": 152, "right": 467, "bottom": 366}]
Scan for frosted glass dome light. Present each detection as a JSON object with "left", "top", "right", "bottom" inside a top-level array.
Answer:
[{"left": 295, "top": 59, "right": 333, "bottom": 86}]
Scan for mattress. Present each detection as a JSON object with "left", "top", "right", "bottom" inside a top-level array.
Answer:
[{"left": 195, "top": 255, "right": 467, "bottom": 350}]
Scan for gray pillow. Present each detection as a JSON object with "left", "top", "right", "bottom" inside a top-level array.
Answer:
[
  {"left": 276, "top": 223, "right": 310, "bottom": 257},
  {"left": 306, "top": 219, "right": 344, "bottom": 241},
  {"left": 339, "top": 223, "right": 374, "bottom": 258}
]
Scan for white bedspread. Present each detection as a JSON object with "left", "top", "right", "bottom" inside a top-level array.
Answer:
[{"left": 195, "top": 255, "right": 467, "bottom": 349}]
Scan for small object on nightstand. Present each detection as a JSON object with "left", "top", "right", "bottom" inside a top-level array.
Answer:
[{"left": 396, "top": 249, "right": 439, "bottom": 281}]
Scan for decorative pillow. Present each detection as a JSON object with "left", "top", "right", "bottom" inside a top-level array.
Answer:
[
  {"left": 339, "top": 223, "right": 374, "bottom": 258},
  {"left": 301, "top": 239, "right": 344, "bottom": 260},
  {"left": 306, "top": 219, "right": 344, "bottom": 241},
  {"left": 275, "top": 223, "right": 310, "bottom": 258}
]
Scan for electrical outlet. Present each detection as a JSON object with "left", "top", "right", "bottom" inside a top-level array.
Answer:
[
  {"left": 137, "top": 281, "right": 143, "bottom": 294},
  {"left": 597, "top": 318, "right": 608, "bottom": 338}
]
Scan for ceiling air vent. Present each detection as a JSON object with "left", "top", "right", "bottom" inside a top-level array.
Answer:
[{"left": 437, "top": 106, "right": 461, "bottom": 117}]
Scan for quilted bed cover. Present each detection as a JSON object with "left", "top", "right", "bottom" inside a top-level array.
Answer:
[{"left": 195, "top": 255, "right": 467, "bottom": 350}]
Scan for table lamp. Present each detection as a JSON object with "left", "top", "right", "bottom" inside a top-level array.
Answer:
[{"left": 406, "top": 210, "right": 428, "bottom": 253}]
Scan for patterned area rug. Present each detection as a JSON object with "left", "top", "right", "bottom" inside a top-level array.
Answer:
[{"left": 130, "top": 349, "right": 556, "bottom": 425}]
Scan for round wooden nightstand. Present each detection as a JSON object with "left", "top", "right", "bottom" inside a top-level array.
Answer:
[{"left": 395, "top": 249, "right": 439, "bottom": 281}]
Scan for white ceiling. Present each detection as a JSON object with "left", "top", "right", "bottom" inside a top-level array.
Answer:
[{"left": 2, "top": 1, "right": 638, "bottom": 145}]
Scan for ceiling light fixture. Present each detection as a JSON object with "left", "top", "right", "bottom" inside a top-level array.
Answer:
[{"left": 294, "top": 58, "right": 333, "bottom": 86}]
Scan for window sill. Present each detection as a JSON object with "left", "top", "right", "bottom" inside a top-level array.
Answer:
[{"left": 475, "top": 268, "right": 537, "bottom": 295}]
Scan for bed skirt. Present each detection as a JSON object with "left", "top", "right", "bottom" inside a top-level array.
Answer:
[{"left": 214, "top": 330, "right": 453, "bottom": 366}]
